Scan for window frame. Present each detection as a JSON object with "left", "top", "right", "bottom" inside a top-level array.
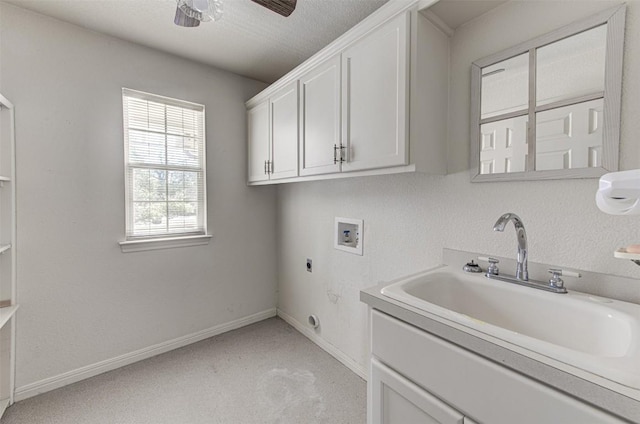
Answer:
[{"left": 119, "top": 88, "right": 211, "bottom": 252}]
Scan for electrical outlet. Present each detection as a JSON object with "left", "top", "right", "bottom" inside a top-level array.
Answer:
[{"left": 306, "top": 259, "right": 312, "bottom": 273}]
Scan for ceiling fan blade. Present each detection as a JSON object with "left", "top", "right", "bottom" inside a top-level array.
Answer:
[
  {"left": 174, "top": 7, "right": 201, "bottom": 27},
  {"left": 251, "top": 0, "right": 297, "bottom": 17}
]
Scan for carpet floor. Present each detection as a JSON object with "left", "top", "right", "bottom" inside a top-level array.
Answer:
[{"left": 1, "top": 317, "right": 366, "bottom": 424}]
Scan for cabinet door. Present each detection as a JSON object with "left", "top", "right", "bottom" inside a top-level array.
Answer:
[
  {"left": 372, "top": 310, "right": 626, "bottom": 424},
  {"left": 371, "top": 359, "right": 464, "bottom": 424},
  {"left": 342, "top": 12, "right": 409, "bottom": 172},
  {"left": 300, "top": 56, "right": 342, "bottom": 176},
  {"left": 270, "top": 81, "right": 299, "bottom": 180},
  {"left": 247, "top": 100, "right": 270, "bottom": 182}
]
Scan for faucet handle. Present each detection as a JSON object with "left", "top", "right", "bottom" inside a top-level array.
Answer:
[
  {"left": 478, "top": 256, "right": 500, "bottom": 275},
  {"left": 478, "top": 256, "right": 499, "bottom": 263},
  {"left": 548, "top": 268, "right": 581, "bottom": 290},
  {"left": 548, "top": 268, "right": 582, "bottom": 278}
]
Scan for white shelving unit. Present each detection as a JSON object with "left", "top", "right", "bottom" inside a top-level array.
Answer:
[
  {"left": 0, "top": 92, "right": 17, "bottom": 419},
  {"left": 0, "top": 305, "right": 17, "bottom": 330}
]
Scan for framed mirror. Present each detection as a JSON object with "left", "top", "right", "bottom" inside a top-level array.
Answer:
[{"left": 470, "top": 5, "right": 626, "bottom": 182}]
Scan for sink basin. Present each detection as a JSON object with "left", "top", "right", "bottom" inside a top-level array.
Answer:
[{"left": 381, "top": 265, "right": 640, "bottom": 390}]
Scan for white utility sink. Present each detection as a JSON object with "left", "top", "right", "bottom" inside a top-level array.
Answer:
[{"left": 381, "top": 265, "right": 640, "bottom": 390}]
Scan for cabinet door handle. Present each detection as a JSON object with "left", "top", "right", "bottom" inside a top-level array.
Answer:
[
  {"left": 334, "top": 144, "right": 346, "bottom": 164},
  {"left": 269, "top": 160, "right": 274, "bottom": 174},
  {"left": 264, "top": 160, "right": 268, "bottom": 175}
]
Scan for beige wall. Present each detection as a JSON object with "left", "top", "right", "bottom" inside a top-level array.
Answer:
[
  {"left": 277, "top": 0, "right": 640, "bottom": 374},
  {"left": 0, "top": 4, "right": 276, "bottom": 392}
]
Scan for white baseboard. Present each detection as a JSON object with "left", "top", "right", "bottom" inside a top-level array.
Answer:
[
  {"left": 276, "top": 308, "right": 367, "bottom": 381},
  {"left": 15, "top": 308, "right": 277, "bottom": 402}
]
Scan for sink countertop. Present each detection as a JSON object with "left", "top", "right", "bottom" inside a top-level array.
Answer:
[{"left": 361, "top": 250, "right": 640, "bottom": 424}]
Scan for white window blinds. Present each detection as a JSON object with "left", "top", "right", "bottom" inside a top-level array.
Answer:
[{"left": 122, "top": 88, "right": 206, "bottom": 239}]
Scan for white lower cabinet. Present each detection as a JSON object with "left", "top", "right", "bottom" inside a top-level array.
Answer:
[
  {"left": 369, "top": 309, "right": 626, "bottom": 424},
  {"left": 372, "top": 359, "right": 465, "bottom": 424}
]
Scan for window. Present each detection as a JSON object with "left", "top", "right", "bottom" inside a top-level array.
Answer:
[{"left": 122, "top": 89, "right": 207, "bottom": 245}]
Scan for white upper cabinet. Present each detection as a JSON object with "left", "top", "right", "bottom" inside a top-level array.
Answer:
[
  {"left": 342, "top": 12, "right": 409, "bottom": 172},
  {"left": 247, "top": 81, "right": 299, "bottom": 182},
  {"left": 270, "top": 81, "right": 299, "bottom": 180},
  {"left": 246, "top": 1, "right": 448, "bottom": 185},
  {"left": 299, "top": 56, "right": 342, "bottom": 176},
  {"left": 247, "top": 100, "right": 270, "bottom": 183}
]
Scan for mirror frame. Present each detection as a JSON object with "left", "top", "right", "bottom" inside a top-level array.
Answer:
[{"left": 470, "top": 5, "right": 626, "bottom": 182}]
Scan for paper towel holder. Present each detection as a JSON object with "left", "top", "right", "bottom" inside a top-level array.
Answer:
[
  {"left": 596, "top": 170, "right": 640, "bottom": 216},
  {"left": 596, "top": 169, "right": 640, "bottom": 267}
]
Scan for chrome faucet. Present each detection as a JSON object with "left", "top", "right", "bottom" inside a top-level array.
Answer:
[
  {"left": 476, "top": 213, "right": 578, "bottom": 294},
  {"left": 493, "top": 213, "right": 528, "bottom": 281}
]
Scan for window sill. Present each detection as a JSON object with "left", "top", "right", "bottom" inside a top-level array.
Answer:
[{"left": 119, "top": 234, "right": 212, "bottom": 253}]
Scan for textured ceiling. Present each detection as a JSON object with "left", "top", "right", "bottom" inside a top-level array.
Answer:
[
  {"left": 428, "top": 0, "right": 507, "bottom": 30},
  {"left": 2, "top": 0, "right": 390, "bottom": 83}
]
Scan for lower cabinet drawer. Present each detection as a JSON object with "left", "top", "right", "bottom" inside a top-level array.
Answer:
[
  {"left": 372, "top": 358, "right": 465, "bottom": 424},
  {"left": 371, "top": 309, "right": 625, "bottom": 424}
]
